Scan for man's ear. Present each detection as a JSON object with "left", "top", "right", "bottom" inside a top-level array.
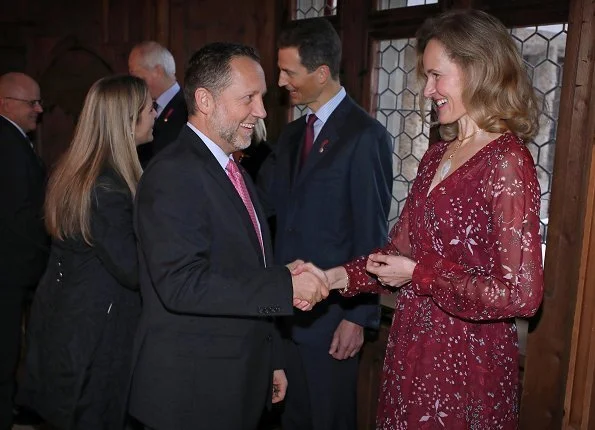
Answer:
[
  {"left": 153, "top": 64, "right": 165, "bottom": 78},
  {"left": 194, "top": 88, "right": 214, "bottom": 115},
  {"left": 316, "top": 65, "right": 331, "bottom": 85}
]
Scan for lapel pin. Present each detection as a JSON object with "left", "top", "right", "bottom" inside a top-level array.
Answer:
[
  {"left": 163, "top": 108, "right": 174, "bottom": 123},
  {"left": 319, "top": 139, "right": 330, "bottom": 153}
]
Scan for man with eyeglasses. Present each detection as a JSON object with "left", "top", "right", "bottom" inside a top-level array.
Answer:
[{"left": 0, "top": 72, "right": 49, "bottom": 430}]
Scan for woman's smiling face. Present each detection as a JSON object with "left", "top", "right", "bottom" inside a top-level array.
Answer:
[{"left": 422, "top": 38, "right": 468, "bottom": 125}]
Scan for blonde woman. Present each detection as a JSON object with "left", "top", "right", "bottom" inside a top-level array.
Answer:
[{"left": 18, "top": 75, "right": 155, "bottom": 430}]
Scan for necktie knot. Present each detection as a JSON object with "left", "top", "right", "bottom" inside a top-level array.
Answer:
[{"left": 307, "top": 113, "right": 317, "bottom": 128}]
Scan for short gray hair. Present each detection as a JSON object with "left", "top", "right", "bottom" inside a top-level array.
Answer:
[{"left": 134, "top": 41, "right": 176, "bottom": 78}]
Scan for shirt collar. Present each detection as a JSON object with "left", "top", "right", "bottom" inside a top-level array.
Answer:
[
  {"left": 306, "top": 86, "right": 346, "bottom": 125},
  {"left": 186, "top": 122, "right": 231, "bottom": 170},
  {"left": 155, "top": 82, "right": 181, "bottom": 117}
]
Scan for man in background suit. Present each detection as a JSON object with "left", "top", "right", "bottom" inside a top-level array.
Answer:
[
  {"left": 0, "top": 72, "right": 48, "bottom": 430},
  {"left": 128, "top": 42, "right": 329, "bottom": 430},
  {"left": 258, "top": 18, "right": 393, "bottom": 430},
  {"left": 128, "top": 41, "right": 188, "bottom": 167}
]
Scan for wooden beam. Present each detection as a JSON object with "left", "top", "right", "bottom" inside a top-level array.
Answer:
[
  {"left": 520, "top": 0, "right": 595, "bottom": 427},
  {"left": 561, "top": 0, "right": 595, "bottom": 424},
  {"left": 336, "top": 0, "right": 372, "bottom": 105}
]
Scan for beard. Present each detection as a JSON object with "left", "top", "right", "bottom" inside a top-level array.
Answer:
[{"left": 212, "top": 104, "right": 252, "bottom": 152}]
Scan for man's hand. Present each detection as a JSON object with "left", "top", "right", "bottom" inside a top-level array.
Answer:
[
  {"left": 291, "top": 262, "right": 329, "bottom": 311},
  {"left": 329, "top": 319, "right": 364, "bottom": 360},
  {"left": 272, "top": 369, "right": 288, "bottom": 403}
]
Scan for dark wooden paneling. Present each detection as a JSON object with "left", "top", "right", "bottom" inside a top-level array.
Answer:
[
  {"left": 0, "top": 0, "right": 285, "bottom": 164},
  {"left": 170, "top": 0, "right": 284, "bottom": 139}
]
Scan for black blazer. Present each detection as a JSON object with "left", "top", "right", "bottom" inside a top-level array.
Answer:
[
  {"left": 19, "top": 169, "right": 140, "bottom": 430},
  {"left": 137, "top": 88, "right": 188, "bottom": 167},
  {"left": 259, "top": 95, "right": 393, "bottom": 344},
  {"left": 0, "top": 115, "right": 49, "bottom": 289},
  {"left": 129, "top": 125, "right": 294, "bottom": 430}
]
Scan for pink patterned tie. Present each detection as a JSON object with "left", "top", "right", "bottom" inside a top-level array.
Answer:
[{"left": 226, "top": 159, "right": 265, "bottom": 256}]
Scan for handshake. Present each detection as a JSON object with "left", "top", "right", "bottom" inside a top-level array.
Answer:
[
  {"left": 286, "top": 252, "right": 416, "bottom": 311},
  {"left": 288, "top": 260, "right": 347, "bottom": 311}
]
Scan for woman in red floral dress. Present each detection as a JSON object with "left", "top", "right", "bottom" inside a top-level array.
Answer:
[{"left": 297, "top": 9, "right": 544, "bottom": 430}]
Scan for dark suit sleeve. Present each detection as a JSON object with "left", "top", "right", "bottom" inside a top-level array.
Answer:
[
  {"left": 0, "top": 140, "right": 48, "bottom": 285},
  {"left": 91, "top": 181, "right": 138, "bottom": 289},
  {"left": 0, "top": 142, "right": 46, "bottom": 249},
  {"left": 136, "top": 160, "right": 293, "bottom": 317},
  {"left": 342, "top": 124, "right": 393, "bottom": 327}
]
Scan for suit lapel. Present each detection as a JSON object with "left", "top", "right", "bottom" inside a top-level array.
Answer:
[
  {"left": 155, "top": 90, "right": 183, "bottom": 131},
  {"left": 182, "top": 127, "right": 265, "bottom": 265},
  {"left": 286, "top": 122, "right": 306, "bottom": 187},
  {"left": 294, "top": 96, "right": 353, "bottom": 187}
]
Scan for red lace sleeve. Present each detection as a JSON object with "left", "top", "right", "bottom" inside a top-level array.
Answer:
[
  {"left": 342, "top": 198, "right": 413, "bottom": 297},
  {"left": 411, "top": 144, "right": 544, "bottom": 320}
]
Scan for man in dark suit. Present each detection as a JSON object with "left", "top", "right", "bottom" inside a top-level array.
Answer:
[
  {"left": 0, "top": 72, "right": 49, "bottom": 430},
  {"left": 258, "top": 19, "right": 393, "bottom": 430},
  {"left": 129, "top": 41, "right": 188, "bottom": 167},
  {"left": 128, "top": 42, "right": 329, "bottom": 430}
]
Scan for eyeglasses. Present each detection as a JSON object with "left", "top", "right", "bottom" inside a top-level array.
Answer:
[{"left": 1, "top": 97, "right": 43, "bottom": 108}]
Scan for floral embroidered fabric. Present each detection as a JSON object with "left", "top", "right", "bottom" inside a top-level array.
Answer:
[{"left": 343, "top": 133, "right": 544, "bottom": 429}]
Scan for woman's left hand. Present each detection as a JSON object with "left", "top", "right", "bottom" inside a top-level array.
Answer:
[{"left": 366, "top": 253, "right": 417, "bottom": 288}]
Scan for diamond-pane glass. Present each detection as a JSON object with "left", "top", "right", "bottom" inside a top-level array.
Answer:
[
  {"left": 511, "top": 23, "right": 567, "bottom": 249},
  {"left": 292, "top": 104, "right": 308, "bottom": 121},
  {"left": 377, "top": 0, "right": 437, "bottom": 10},
  {"left": 295, "top": 0, "right": 337, "bottom": 19},
  {"left": 374, "top": 38, "right": 430, "bottom": 226}
]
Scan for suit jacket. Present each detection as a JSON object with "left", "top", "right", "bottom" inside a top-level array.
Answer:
[
  {"left": 0, "top": 115, "right": 49, "bottom": 289},
  {"left": 137, "top": 88, "right": 187, "bottom": 167},
  {"left": 129, "top": 125, "right": 294, "bottom": 430},
  {"left": 259, "top": 95, "right": 393, "bottom": 345}
]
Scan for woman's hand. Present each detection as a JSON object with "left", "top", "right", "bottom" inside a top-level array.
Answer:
[
  {"left": 366, "top": 253, "right": 416, "bottom": 288},
  {"left": 325, "top": 266, "right": 349, "bottom": 290}
]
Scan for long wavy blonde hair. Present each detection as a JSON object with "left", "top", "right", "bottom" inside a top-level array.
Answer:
[
  {"left": 416, "top": 9, "right": 540, "bottom": 142},
  {"left": 45, "top": 75, "right": 147, "bottom": 244}
]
